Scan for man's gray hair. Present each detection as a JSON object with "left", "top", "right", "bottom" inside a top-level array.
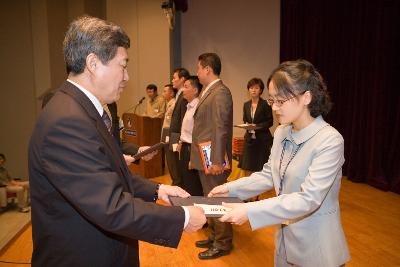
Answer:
[{"left": 63, "top": 16, "right": 130, "bottom": 74}]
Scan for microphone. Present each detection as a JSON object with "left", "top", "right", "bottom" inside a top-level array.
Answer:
[
  {"left": 123, "top": 97, "right": 146, "bottom": 113},
  {"left": 133, "top": 97, "right": 146, "bottom": 114}
]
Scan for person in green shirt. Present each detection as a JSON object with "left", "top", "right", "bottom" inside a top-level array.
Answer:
[{"left": 143, "top": 84, "right": 166, "bottom": 118}]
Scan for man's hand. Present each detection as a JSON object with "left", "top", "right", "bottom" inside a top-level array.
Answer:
[
  {"left": 123, "top": 154, "right": 135, "bottom": 165},
  {"left": 184, "top": 206, "right": 207, "bottom": 232},
  {"left": 138, "top": 146, "right": 158, "bottom": 161},
  {"left": 208, "top": 164, "right": 225, "bottom": 175},
  {"left": 158, "top": 184, "right": 190, "bottom": 205},
  {"left": 218, "top": 203, "right": 248, "bottom": 225},
  {"left": 208, "top": 184, "right": 229, "bottom": 197}
]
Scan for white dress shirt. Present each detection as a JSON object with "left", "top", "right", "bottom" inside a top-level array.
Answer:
[
  {"left": 67, "top": 79, "right": 104, "bottom": 116},
  {"left": 180, "top": 98, "right": 199, "bottom": 143},
  {"left": 175, "top": 87, "right": 184, "bottom": 100}
]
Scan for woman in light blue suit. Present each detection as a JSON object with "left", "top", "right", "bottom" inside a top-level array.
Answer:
[{"left": 209, "top": 60, "right": 350, "bottom": 267}]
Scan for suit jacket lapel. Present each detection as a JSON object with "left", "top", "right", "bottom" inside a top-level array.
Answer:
[
  {"left": 245, "top": 101, "right": 251, "bottom": 122},
  {"left": 172, "top": 93, "right": 183, "bottom": 113},
  {"left": 253, "top": 99, "right": 262, "bottom": 122},
  {"left": 60, "top": 81, "right": 131, "bottom": 191},
  {"left": 195, "top": 80, "right": 222, "bottom": 115}
]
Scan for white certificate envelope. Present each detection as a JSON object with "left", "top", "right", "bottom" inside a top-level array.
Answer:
[
  {"left": 172, "top": 143, "right": 178, "bottom": 152},
  {"left": 168, "top": 196, "right": 242, "bottom": 218},
  {"left": 194, "top": 204, "right": 232, "bottom": 217}
]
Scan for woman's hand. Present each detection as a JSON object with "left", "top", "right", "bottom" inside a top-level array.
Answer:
[
  {"left": 208, "top": 184, "right": 228, "bottom": 197},
  {"left": 218, "top": 202, "right": 248, "bottom": 225}
]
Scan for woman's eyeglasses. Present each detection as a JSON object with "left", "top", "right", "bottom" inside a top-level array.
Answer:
[
  {"left": 267, "top": 91, "right": 307, "bottom": 107},
  {"left": 266, "top": 96, "right": 295, "bottom": 107}
]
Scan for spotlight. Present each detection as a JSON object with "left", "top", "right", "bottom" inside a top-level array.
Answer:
[
  {"left": 161, "top": 0, "right": 175, "bottom": 30},
  {"left": 161, "top": 0, "right": 188, "bottom": 30}
]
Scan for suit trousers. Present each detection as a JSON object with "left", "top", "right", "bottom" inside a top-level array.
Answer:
[
  {"left": 179, "top": 143, "right": 203, "bottom": 196},
  {"left": 198, "top": 170, "right": 233, "bottom": 250},
  {"left": 165, "top": 148, "right": 182, "bottom": 186}
]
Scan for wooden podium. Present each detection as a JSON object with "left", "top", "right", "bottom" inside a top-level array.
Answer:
[{"left": 122, "top": 113, "right": 163, "bottom": 178}]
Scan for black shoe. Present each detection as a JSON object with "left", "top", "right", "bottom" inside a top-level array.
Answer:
[
  {"left": 198, "top": 246, "right": 231, "bottom": 260},
  {"left": 195, "top": 239, "right": 213, "bottom": 248},
  {"left": 19, "top": 207, "right": 30, "bottom": 213}
]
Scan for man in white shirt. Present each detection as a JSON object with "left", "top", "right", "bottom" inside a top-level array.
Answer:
[{"left": 177, "top": 76, "right": 203, "bottom": 197}]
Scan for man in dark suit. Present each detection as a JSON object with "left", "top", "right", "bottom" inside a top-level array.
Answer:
[
  {"left": 190, "top": 53, "right": 234, "bottom": 259},
  {"left": 168, "top": 68, "right": 190, "bottom": 186},
  {"left": 28, "top": 16, "right": 206, "bottom": 267}
]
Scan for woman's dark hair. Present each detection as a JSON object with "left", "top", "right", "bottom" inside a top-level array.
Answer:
[
  {"left": 267, "top": 59, "right": 332, "bottom": 117},
  {"left": 186, "top": 76, "right": 203, "bottom": 97},
  {"left": 247, "top": 78, "right": 265, "bottom": 94}
]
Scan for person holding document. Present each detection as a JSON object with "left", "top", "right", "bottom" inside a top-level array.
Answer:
[
  {"left": 209, "top": 60, "right": 350, "bottom": 267},
  {"left": 238, "top": 78, "right": 273, "bottom": 177},
  {"left": 190, "top": 53, "right": 234, "bottom": 259},
  {"left": 28, "top": 16, "right": 206, "bottom": 267},
  {"left": 169, "top": 68, "right": 190, "bottom": 186}
]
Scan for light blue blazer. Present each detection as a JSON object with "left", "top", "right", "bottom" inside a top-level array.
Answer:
[{"left": 228, "top": 116, "right": 350, "bottom": 267}]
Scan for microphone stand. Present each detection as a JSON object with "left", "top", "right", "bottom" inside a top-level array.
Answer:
[
  {"left": 121, "top": 98, "right": 145, "bottom": 133},
  {"left": 133, "top": 102, "right": 142, "bottom": 115},
  {"left": 123, "top": 97, "right": 146, "bottom": 114}
]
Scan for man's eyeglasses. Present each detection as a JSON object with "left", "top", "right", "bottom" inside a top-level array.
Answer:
[{"left": 267, "top": 91, "right": 307, "bottom": 107}]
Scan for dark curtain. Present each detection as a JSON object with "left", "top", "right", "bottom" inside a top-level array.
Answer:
[{"left": 280, "top": 0, "right": 400, "bottom": 193}]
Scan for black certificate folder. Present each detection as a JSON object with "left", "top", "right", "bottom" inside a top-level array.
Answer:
[
  {"left": 132, "top": 142, "right": 166, "bottom": 159},
  {"left": 234, "top": 124, "right": 262, "bottom": 131}
]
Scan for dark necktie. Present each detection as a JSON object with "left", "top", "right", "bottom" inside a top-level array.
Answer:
[{"left": 102, "top": 111, "right": 112, "bottom": 134}]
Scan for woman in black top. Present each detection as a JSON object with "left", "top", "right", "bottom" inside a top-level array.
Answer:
[{"left": 238, "top": 78, "right": 273, "bottom": 176}]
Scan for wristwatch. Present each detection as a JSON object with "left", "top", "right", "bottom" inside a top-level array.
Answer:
[{"left": 153, "top": 183, "right": 161, "bottom": 201}]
